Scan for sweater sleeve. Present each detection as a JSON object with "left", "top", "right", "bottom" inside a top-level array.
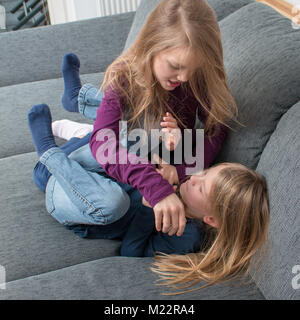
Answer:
[
  {"left": 120, "top": 205, "right": 204, "bottom": 257},
  {"left": 89, "top": 88, "right": 175, "bottom": 208},
  {"left": 175, "top": 107, "right": 228, "bottom": 182}
]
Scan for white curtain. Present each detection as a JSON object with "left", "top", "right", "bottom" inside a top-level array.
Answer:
[{"left": 0, "top": 5, "right": 6, "bottom": 30}]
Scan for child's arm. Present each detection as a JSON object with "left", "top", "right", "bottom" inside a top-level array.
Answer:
[
  {"left": 120, "top": 203, "right": 204, "bottom": 257},
  {"left": 151, "top": 153, "right": 179, "bottom": 186},
  {"left": 89, "top": 87, "right": 186, "bottom": 236},
  {"left": 121, "top": 172, "right": 203, "bottom": 257}
]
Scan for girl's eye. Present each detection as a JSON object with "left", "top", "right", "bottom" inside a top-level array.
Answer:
[{"left": 169, "top": 63, "right": 180, "bottom": 70}]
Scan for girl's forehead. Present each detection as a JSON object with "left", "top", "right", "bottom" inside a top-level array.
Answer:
[
  {"left": 167, "top": 46, "right": 193, "bottom": 59},
  {"left": 165, "top": 46, "right": 201, "bottom": 68}
]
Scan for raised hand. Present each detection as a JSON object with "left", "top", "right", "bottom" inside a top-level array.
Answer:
[{"left": 160, "top": 112, "right": 182, "bottom": 151}]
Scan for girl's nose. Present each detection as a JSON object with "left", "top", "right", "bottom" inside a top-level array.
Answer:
[
  {"left": 190, "top": 175, "right": 199, "bottom": 185},
  {"left": 177, "top": 71, "right": 189, "bottom": 82}
]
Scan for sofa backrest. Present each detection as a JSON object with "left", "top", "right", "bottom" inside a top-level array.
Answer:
[
  {"left": 214, "top": 2, "right": 300, "bottom": 170},
  {"left": 212, "top": 2, "right": 300, "bottom": 299},
  {"left": 254, "top": 100, "right": 300, "bottom": 300},
  {"left": 0, "top": 12, "right": 135, "bottom": 88}
]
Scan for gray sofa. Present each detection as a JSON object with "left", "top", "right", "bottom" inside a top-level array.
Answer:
[{"left": 0, "top": 0, "right": 299, "bottom": 300}]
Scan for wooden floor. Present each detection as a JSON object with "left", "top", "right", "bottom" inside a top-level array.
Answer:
[{"left": 257, "top": 0, "right": 300, "bottom": 23}]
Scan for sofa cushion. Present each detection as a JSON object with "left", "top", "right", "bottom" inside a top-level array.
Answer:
[
  {"left": 0, "top": 72, "right": 103, "bottom": 159},
  {"left": 251, "top": 101, "right": 300, "bottom": 300},
  {"left": 206, "top": 0, "right": 254, "bottom": 21},
  {"left": 0, "top": 13, "right": 134, "bottom": 87},
  {"left": 124, "top": 0, "right": 161, "bottom": 51},
  {"left": 0, "top": 152, "right": 122, "bottom": 282},
  {"left": 215, "top": 2, "right": 300, "bottom": 169},
  {"left": 124, "top": 0, "right": 254, "bottom": 51},
  {"left": 0, "top": 256, "right": 265, "bottom": 299}
]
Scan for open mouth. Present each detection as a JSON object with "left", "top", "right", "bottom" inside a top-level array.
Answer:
[{"left": 167, "top": 80, "right": 181, "bottom": 88}]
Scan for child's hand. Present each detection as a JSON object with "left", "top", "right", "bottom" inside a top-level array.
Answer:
[
  {"left": 142, "top": 185, "right": 178, "bottom": 208},
  {"left": 160, "top": 112, "right": 181, "bottom": 151},
  {"left": 152, "top": 153, "right": 179, "bottom": 186},
  {"left": 143, "top": 154, "right": 179, "bottom": 208}
]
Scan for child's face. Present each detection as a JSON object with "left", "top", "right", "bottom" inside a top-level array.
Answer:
[
  {"left": 152, "top": 46, "right": 199, "bottom": 91},
  {"left": 179, "top": 165, "right": 226, "bottom": 221}
]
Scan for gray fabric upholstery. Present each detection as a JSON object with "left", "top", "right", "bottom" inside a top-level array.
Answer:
[
  {"left": 0, "top": 152, "right": 122, "bottom": 282},
  {"left": 215, "top": 2, "right": 300, "bottom": 169},
  {"left": 124, "top": 0, "right": 161, "bottom": 51},
  {"left": 0, "top": 0, "right": 299, "bottom": 300},
  {"left": 0, "top": 13, "right": 134, "bottom": 87},
  {"left": 0, "top": 72, "right": 103, "bottom": 159},
  {"left": 124, "top": 0, "right": 254, "bottom": 51},
  {"left": 0, "top": 257, "right": 264, "bottom": 300},
  {"left": 251, "top": 102, "right": 300, "bottom": 300},
  {"left": 207, "top": 0, "right": 254, "bottom": 21}
]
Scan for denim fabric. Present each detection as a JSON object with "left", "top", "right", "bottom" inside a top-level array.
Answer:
[
  {"left": 40, "top": 147, "right": 131, "bottom": 226},
  {"left": 33, "top": 135, "right": 91, "bottom": 192},
  {"left": 77, "top": 83, "right": 128, "bottom": 148},
  {"left": 78, "top": 83, "right": 102, "bottom": 120},
  {"left": 66, "top": 187, "right": 142, "bottom": 240},
  {"left": 68, "top": 142, "right": 105, "bottom": 173}
]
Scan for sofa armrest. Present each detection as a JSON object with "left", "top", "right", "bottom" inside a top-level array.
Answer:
[{"left": 0, "top": 12, "right": 135, "bottom": 87}]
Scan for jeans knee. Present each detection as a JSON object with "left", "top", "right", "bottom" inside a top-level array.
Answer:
[
  {"left": 89, "top": 191, "right": 131, "bottom": 225},
  {"left": 106, "top": 192, "right": 131, "bottom": 223},
  {"left": 114, "top": 193, "right": 131, "bottom": 217}
]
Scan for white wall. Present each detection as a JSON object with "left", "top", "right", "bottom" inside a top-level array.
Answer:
[
  {"left": 0, "top": 5, "right": 6, "bottom": 29},
  {"left": 285, "top": 0, "right": 300, "bottom": 7},
  {"left": 48, "top": 0, "right": 140, "bottom": 25}
]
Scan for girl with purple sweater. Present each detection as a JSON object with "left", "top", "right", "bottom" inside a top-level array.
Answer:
[
  {"left": 27, "top": 0, "right": 270, "bottom": 292},
  {"left": 58, "top": 0, "right": 240, "bottom": 237}
]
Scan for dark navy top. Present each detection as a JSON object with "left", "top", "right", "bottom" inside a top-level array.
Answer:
[{"left": 66, "top": 184, "right": 205, "bottom": 257}]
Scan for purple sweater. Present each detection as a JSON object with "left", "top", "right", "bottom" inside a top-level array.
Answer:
[{"left": 89, "top": 85, "right": 228, "bottom": 208}]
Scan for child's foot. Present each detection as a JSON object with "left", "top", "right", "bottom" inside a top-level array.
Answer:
[
  {"left": 61, "top": 53, "right": 81, "bottom": 112},
  {"left": 28, "top": 104, "right": 57, "bottom": 157}
]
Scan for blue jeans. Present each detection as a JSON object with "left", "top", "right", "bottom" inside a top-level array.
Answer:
[
  {"left": 78, "top": 83, "right": 102, "bottom": 120},
  {"left": 77, "top": 83, "right": 142, "bottom": 149},
  {"left": 40, "top": 145, "right": 132, "bottom": 226},
  {"left": 38, "top": 84, "right": 136, "bottom": 227}
]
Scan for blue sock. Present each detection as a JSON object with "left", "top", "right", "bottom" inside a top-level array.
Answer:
[
  {"left": 28, "top": 104, "right": 57, "bottom": 157},
  {"left": 61, "top": 53, "right": 81, "bottom": 112}
]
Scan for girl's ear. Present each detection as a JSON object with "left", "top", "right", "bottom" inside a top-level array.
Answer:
[{"left": 203, "top": 215, "right": 219, "bottom": 228}]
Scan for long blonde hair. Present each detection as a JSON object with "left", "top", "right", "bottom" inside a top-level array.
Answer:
[
  {"left": 151, "top": 162, "right": 270, "bottom": 295},
  {"left": 101, "top": 0, "right": 239, "bottom": 137}
]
